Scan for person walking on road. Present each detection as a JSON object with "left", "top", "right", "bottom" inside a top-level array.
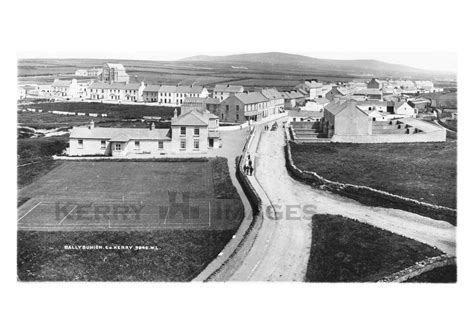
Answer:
[{"left": 249, "top": 165, "right": 254, "bottom": 176}]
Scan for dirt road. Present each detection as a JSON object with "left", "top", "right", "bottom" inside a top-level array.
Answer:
[{"left": 228, "top": 124, "right": 456, "bottom": 281}]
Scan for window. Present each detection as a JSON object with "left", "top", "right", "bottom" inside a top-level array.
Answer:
[
  {"left": 226, "top": 105, "right": 229, "bottom": 111},
  {"left": 194, "top": 128, "right": 200, "bottom": 136},
  {"left": 194, "top": 139, "right": 199, "bottom": 150},
  {"left": 236, "top": 105, "right": 239, "bottom": 111},
  {"left": 115, "top": 143, "right": 122, "bottom": 151},
  {"left": 236, "top": 114, "right": 239, "bottom": 120},
  {"left": 135, "top": 141, "right": 140, "bottom": 149},
  {"left": 180, "top": 140, "right": 186, "bottom": 150},
  {"left": 78, "top": 139, "right": 83, "bottom": 149},
  {"left": 101, "top": 140, "right": 106, "bottom": 149},
  {"left": 180, "top": 127, "right": 186, "bottom": 135},
  {"left": 158, "top": 141, "right": 164, "bottom": 149}
]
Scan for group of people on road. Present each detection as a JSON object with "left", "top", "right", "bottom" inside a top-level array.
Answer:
[{"left": 243, "top": 154, "right": 254, "bottom": 176}]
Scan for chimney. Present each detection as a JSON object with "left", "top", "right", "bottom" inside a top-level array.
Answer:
[
  {"left": 173, "top": 108, "right": 178, "bottom": 118},
  {"left": 150, "top": 122, "right": 155, "bottom": 130},
  {"left": 89, "top": 120, "right": 94, "bottom": 129}
]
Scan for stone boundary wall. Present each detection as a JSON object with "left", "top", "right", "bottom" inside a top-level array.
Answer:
[
  {"left": 203, "top": 130, "right": 265, "bottom": 281},
  {"left": 283, "top": 128, "right": 457, "bottom": 225},
  {"left": 331, "top": 131, "right": 446, "bottom": 143},
  {"left": 378, "top": 255, "right": 456, "bottom": 283}
]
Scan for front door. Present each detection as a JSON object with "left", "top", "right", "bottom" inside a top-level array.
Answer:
[{"left": 208, "top": 138, "right": 214, "bottom": 148}]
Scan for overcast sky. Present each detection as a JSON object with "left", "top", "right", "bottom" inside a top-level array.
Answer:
[{"left": 18, "top": 51, "right": 457, "bottom": 73}]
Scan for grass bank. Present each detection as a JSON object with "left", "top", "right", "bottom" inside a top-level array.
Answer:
[
  {"left": 306, "top": 214, "right": 443, "bottom": 282},
  {"left": 18, "top": 230, "right": 235, "bottom": 281},
  {"left": 290, "top": 141, "right": 456, "bottom": 209},
  {"left": 404, "top": 265, "right": 457, "bottom": 283}
]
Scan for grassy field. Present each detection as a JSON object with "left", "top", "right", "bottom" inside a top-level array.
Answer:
[
  {"left": 421, "top": 92, "right": 457, "bottom": 109},
  {"left": 21, "top": 102, "right": 177, "bottom": 122},
  {"left": 305, "top": 214, "right": 443, "bottom": 282},
  {"left": 18, "top": 136, "right": 69, "bottom": 188},
  {"left": 18, "top": 230, "right": 235, "bottom": 281},
  {"left": 18, "top": 111, "right": 99, "bottom": 129},
  {"left": 18, "top": 157, "right": 243, "bottom": 281},
  {"left": 290, "top": 141, "right": 457, "bottom": 209},
  {"left": 18, "top": 159, "right": 243, "bottom": 229},
  {"left": 404, "top": 265, "right": 457, "bottom": 283}
]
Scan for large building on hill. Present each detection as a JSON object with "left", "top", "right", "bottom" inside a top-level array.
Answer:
[
  {"left": 68, "top": 109, "right": 220, "bottom": 157},
  {"left": 100, "top": 63, "right": 130, "bottom": 84}
]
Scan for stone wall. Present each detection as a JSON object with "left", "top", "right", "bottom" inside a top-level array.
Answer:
[{"left": 283, "top": 128, "right": 456, "bottom": 225}]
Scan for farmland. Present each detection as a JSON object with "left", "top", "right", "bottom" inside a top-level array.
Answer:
[
  {"left": 18, "top": 136, "right": 68, "bottom": 188},
  {"left": 17, "top": 57, "right": 361, "bottom": 90},
  {"left": 19, "top": 102, "right": 177, "bottom": 126},
  {"left": 18, "top": 158, "right": 244, "bottom": 281},
  {"left": 290, "top": 141, "right": 457, "bottom": 209},
  {"left": 305, "top": 214, "right": 444, "bottom": 282}
]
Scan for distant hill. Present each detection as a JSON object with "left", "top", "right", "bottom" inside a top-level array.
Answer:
[{"left": 179, "top": 52, "right": 449, "bottom": 78}]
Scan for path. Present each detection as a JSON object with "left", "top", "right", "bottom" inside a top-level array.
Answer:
[{"left": 227, "top": 122, "right": 456, "bottom": 281}]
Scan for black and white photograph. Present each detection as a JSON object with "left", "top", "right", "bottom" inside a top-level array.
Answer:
[
  {"left": 3, "top": 0, "right": 473, "bottom": 334},
  {"left": 16, "top": 55, "right": 457, "bottom": 283}
]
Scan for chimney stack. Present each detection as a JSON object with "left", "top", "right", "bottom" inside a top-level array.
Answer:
[
  {"left": 150, "top": 122, "right": 155, "bottom": 130},
  {"left": 89, "top": 120, "right": 94, "bottom": 129},
  {"left": 173, "top": 108, "right": 178, "bottom": 118}
]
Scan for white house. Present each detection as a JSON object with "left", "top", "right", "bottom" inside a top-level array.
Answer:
[
  {"left": 394, "top": 101, "right": 417, "bottom": 117},
  {"left": 51, "top": 79, "right": 81, "bottom": 99},
  {"left": 68, "top": 109, "right": 220, "bottom": 157},
  {"left": 158, "top": 85, "right": 209, "bottom": 106},
  {"left": 88, "top": 81, "right": 146, "bottom": 102},
  {"left": 213, "top": 84, "right": 244, "bottom": 101}
]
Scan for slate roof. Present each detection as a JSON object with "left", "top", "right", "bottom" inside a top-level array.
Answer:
[
  {"left": 353, "top": 88, "right": 383, "bottom": 95},
  {"left": 159, "top": 85, "right": 205, "bottom": 94},
  {"left": 325, "top": 100, "right": 365, "bottom": 116},
  {"left": 304, "top": 80, "right": 323, "bottom": 89},
  {"left": 143, "top": 84, "right": 161, "bottom": 92},
  {"left": 261, "top": 88, "right": 282, "bottom": 100},
  {"left": 105, "top": 63, "right": 125, "bottom": 70},
  {"left": 52, "top": 79, "right": 72, "bottom": 87},
  {"left": 234, "top": 92, "right": 268, "bottom": 104},
  {"left": 70, "top": 126, "right": 171, "bottom": 140},
  {"left": 214, "top": 84, "right": 244, "bottom": 93},
  {"left": 89, "top": 81, "right": 142, "bottom": 90},
  {"left": 171, "top": 110, "right": 211, "bottom": 126}
]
